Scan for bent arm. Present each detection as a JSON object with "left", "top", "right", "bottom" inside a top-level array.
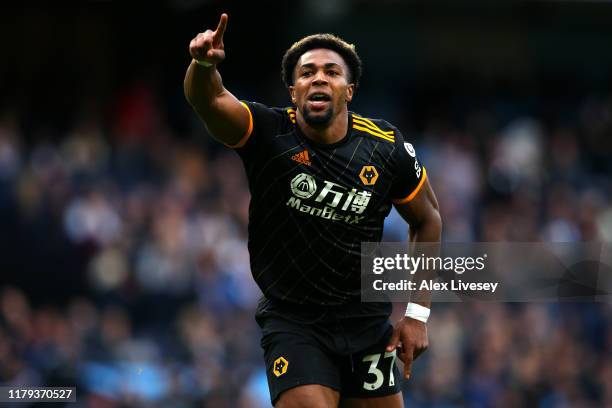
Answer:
[
  {"left": 184, "top": 62, "right": 250, "bottom": 146},
  {"left": 184, "top": 14, "right": 251, "bottom": 146}
]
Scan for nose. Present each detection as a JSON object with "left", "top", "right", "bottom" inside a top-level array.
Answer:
[{"left": 312, "top": 70, "right": 328, "bottom": 85}]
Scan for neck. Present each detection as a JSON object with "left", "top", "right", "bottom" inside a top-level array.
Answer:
[{"left": 296, "top": 107, "right": 349, "bottom": 144}]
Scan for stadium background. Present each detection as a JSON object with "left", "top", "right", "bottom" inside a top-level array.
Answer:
[{"left": 0, "top": 1, "right": 611, "bottom": 407}]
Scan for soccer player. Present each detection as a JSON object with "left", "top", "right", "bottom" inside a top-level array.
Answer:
[{"left": 184, "top": 14, "right": 442, "bottom": 408}]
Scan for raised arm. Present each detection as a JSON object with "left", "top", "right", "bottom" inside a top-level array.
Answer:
[{"left": 184, "top": 13, "right": 251, "bottom": 146}]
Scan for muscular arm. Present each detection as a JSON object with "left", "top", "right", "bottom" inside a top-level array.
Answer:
[
  {"left": 386, "top": 178, "right": 442, "bottom": 379},
  {"left": 183, "top": 14, "right": 250, "bottom": 145},
  {"left": 396, "top": 178, "right": 442, "bottom": 309}
]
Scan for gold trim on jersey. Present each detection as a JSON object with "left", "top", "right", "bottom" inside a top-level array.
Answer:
[
  {"left": 226, "top": 101, "right": 254, "bottom": 148},
  {"left": 287, "top": 108, "right": 296, "bottom": 124},
  {"left": 393, "top": 167, "right": 427, "bottom": 204},
  {"left": 352, "top": 115, "right": 395, "bottom": 142},
  {"left": 352, "top": 124, "right": 395, "bottom": 142},
  {"left": 353, "top": 115, "right": 394, "bottom": 136}
]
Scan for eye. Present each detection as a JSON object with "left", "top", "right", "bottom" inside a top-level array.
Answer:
[
  {"left": 327, "top": 70, "right": 338, "bottom": 76},
  {"left": 301, "top": 71, "right": 312, "bottom": 77}
]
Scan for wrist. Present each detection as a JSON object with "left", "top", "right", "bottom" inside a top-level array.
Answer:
[
  {"left": 193, "top": 58, "right": 214, "bottom": 68},
  {"left": 405, "top": 302, "right": 430, "bottom": 323}
]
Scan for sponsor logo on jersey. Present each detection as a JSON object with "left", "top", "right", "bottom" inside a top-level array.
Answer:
[
  {"left": 403, "top": 143, "right": 421, "bottom": 178},
  {"left": 359, "top": 165, "right": 379, "bottom": 186},
  {"left": 273, "top": 356, "right": 289, "bottom": 377},
  {"left": 287, "top": 173, "right": 371, "bottom": 224},
  {"left": 404, "top": 142, "right": 416, "bottom": 157},
  {"left": 291, "top": 149, "right": 312, "bottom": 166},
  {"left": 290, "top": 173, "right": 317, "bottom": 199}
]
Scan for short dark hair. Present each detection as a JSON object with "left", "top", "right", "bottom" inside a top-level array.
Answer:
[{"left": 281, "top": 34, "right": 362, "bottom": 88}]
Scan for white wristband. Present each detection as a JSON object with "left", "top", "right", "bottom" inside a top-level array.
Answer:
[
  {"left": 405, "top": 302, "right": 430, "bottom": 323},
  {"left": 194, "top": 58, "right": 213, "bottom": 68}
]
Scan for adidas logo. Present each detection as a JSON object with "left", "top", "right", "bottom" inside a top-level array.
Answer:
[{"left": 291, "top": 150, "right": 312, "bottom": 166}]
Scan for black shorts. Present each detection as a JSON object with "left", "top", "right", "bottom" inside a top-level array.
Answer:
[{"left": 255, "top": 298, "right": 401, "bottom": 405}]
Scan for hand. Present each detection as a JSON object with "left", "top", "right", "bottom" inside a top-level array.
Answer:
[
  {"left": 386, "top": 317, "right": 428, "bottom": 380},
  {"left": 189, "top": 13, "right": 228, "bottom": 66}
]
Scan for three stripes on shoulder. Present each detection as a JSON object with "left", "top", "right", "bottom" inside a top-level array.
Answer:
[{"left": 352, "top": 114, "right": 395, "bottom": 142}]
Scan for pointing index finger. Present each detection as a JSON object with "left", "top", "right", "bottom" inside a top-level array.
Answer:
[
  {"left": 403, "top": 353, "right": 413, "bottom": 379},
  {"left": 213, "top": 13, "right": 228, "bottom": 42},
  {"left": 401, "top": 345, "right": 414, "bottom": 379}
]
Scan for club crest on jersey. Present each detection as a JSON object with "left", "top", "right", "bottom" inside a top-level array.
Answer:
[
  {"left": 273, "top": 356, "right": 289, "bottom": 377},
  {"left": 404, "top": 142, "right": 416, "bottom": 157},
  {"left": 359, "top": 165, "right": 379, "bottom": 186}
]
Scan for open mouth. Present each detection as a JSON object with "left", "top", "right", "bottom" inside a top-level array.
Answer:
[
  {"left": 307, "top": 93, "right": 331, "bottom": 110},
  {"left": 308, "top": 93, "right": 331, "bottom": 102}
]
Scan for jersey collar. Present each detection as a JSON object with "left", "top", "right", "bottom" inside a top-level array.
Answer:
[{"left": 294, "top": 110, "right": 354, "bottom": 150}]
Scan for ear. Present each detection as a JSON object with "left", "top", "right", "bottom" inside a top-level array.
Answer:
[
  {"left": 289, "top": 86, "right": 296, "bottom": 104},
  {"left": 345, "top": 84, "right": 354, "bottom": 103}
]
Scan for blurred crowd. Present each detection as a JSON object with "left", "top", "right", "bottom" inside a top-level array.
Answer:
[{"left": 0, "top": 80, "right": 611, "bottom": 407}]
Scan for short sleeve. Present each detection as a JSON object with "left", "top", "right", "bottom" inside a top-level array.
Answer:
[
  {"left": 390, "top": 130, "right": 428, "bottom": 204},
  {"left": 225, "top": 101, "right": 286, "bottom": 153}
]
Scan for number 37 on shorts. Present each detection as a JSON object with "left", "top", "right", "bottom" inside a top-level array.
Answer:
[{"left": 361, "top": 349, "right": 397, "bottom": 391}]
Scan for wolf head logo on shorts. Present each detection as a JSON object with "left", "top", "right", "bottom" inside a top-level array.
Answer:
[{"left": 273, "top": 356, "right": 289, "bottom": 377}]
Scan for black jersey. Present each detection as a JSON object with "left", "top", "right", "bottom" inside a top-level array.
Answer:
[{"left": 228, "top": 101, "right": 427, "bottom": 306}]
